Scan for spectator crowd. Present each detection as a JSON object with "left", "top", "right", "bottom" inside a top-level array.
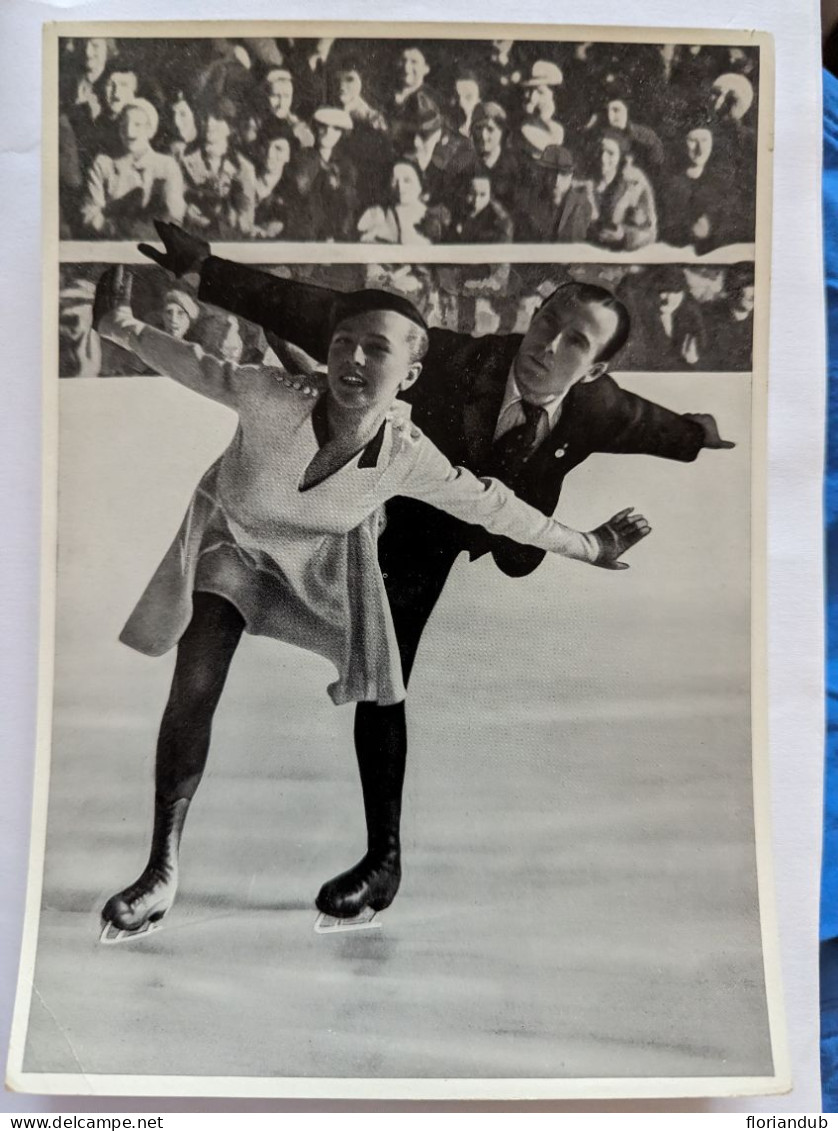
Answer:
[
  {"left": 59, "top": 260, "right": 754, "bottom": 377},
  {"left": 58, "top": 35, "right": 759, "bottom": 249}
]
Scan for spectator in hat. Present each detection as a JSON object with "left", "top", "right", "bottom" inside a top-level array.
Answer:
[
  {"left": 285, "top": 106, "right": 358, "bottom": 240},
  {"left": 252, "top": 123, "right": 293, "bottom": 238},
  {"left": 711, "top": 71, "right": 755, "bottom": 128},
  {"left": 59, "top": 277, "right": 102, "bottom": 378},
  {"left": 518, "top": 61, "right": 566, "bottom": 163},
  {"left": 81, "top": 98, "right": 186, "bottom": 237},
  {"left": 262, "top": 67, "right": 315, "bottom": 149},
  {"left": 452, "top": 173, "right": 513, "bottom": 242},
  {"left": 662, "top": 121, "right": 733, "bottom": 252},
  {"left": 401, "top": 90, "right": 473, "bottom": 211},
  {"left": 469, "top": 101, "right": 521, "bottom": 219},
  {"left": 588, "top": 128, "right": 658, "bottom": 250},
  {"left": 527, "top": 145, "right": 594, "bottom": 242},
  {"left": 177, "top": 100, "right": 257, "bottom": 238},
  {"left": 160, "top": 288, "right": 200, "bottom": 341},
  {"left": 357, "top": 158, "right": 450, "bottom": 244},
  {"left": 59, "top": 272, "right": 152, "bottom": 377}
]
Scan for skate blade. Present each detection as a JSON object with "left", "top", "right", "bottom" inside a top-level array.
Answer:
[
  {"left": 99, "top": 917, "right": 164, "bottom": 945},
  {"left": 314, "top": 907, "right": 380, "bottom": 933}
]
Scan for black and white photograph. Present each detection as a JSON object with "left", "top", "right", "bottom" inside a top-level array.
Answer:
[
  {"left": 7, "top": 19, "right": 780, "bottom": 1101},
  {"left": 56, "top": 32, "right": 759, "bottom": 252},
  {"left": 58, "top": 259, "right": 756, "bottom": 377}
]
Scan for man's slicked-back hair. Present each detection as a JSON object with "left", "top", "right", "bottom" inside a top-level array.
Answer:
[{"left": 541, "top": 280, "right": 631, "bottom": 363}]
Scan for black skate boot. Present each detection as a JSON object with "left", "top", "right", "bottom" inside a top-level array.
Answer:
[
  {"left": 100, "top": 796, "right": 190, "bottom": 941},
  {"left": 316, "top": 702, "right": 405, "bottom": 919}
]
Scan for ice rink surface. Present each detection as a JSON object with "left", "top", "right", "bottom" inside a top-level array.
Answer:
[{"left": 19, "top": 371, "right": 772, "bottom": 1082}]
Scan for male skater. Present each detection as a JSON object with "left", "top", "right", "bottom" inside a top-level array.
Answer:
[{"left": 134, "top": 221, "right": 734, "bottom": 921}]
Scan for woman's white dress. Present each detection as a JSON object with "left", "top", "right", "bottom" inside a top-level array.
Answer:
[{"left": 102, "top": 313, "right": 599, "bottom": 706}]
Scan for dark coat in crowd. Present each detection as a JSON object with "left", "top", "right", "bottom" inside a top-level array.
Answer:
[
  {"left": 284, "top": 147, "right": 359, "bottom": 240},
  {"left": 452, "top": 200, "right": 514, "bottom": 243},
  {"left": 663, "top": 163, "right": 735, "bottom": 252},
  {"left": 417, "top": 128, "right": 475, "bottom": 209},
  {"left": 701, "top": 306, "right": 753, "bottom": 371},
  {"left": 622, "top": 295, "right": 707, "bottom": 371},
  {"left": 471, "top": 146, "right": 523, "bottom": 217},
  {"left": 525, "top": 179, "right": 594, "bottom": 242}
]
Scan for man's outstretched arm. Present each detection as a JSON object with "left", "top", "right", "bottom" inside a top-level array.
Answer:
[
  {"left": 138, "top": 221, "right": 338, "bottom": 362},
  {"left": 589, "top": 375, "right": 735, "bottom": 460}
]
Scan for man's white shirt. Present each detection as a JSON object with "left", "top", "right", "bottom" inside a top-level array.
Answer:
[{"left": 493, "top": 367, "right": 567, "bottom": 449}]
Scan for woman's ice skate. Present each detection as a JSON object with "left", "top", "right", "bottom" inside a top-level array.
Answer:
[{"left": 99, "top": 797, "right": 189, "bottom": 944}]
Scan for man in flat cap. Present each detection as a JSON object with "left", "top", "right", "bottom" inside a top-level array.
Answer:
[
  {"left": 526, "top": 146, "right": 594, "bottom": 243},
  {"left": 519, "top": 61, "right": 566, "bottom": 162},
  {"left": 400, "top": 90, "right": 474, "bottom": 213},
  {"left": 137, "top": 221, "right": 736, "bottom": 921},
  {"left": 285, "top": 106, "right": 358, "bottom": 240}
]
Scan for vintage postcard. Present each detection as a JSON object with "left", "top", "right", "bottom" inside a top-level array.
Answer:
[{"left": 6, "top": 20, "right": 782, "bottom": 1099}]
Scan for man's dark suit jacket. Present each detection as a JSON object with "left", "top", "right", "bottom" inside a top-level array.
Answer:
[{"left": 198, "top": 257, "right": 706, "bottom": 581}]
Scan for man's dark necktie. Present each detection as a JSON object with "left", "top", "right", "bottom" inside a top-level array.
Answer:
[{"left": 488, "top": 400, "right": 546, "bottom": 486}]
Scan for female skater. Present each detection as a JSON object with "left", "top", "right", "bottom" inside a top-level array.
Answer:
[{"left": 93, "top": 266, "right": 650, "bottom": 938}]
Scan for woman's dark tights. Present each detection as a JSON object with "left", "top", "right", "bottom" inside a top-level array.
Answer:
[{"left": 155, "top": 592, "right": 246, "bottom": 805}]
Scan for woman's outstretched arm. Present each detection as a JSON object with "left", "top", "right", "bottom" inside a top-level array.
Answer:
[
  {"left": 93, "top": 265, "right": 309, "bottom": 409},
  {"left": 392, "top": 425, "right": 650, "bottom": 569}
]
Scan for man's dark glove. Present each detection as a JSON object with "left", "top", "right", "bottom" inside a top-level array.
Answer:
[
  {"left": 138, "top": 219, "right": 209, "bottom": 277},
  {"left": 589, "top": 507, "right": 651, "bottom": 570},
  {"left": 92, "top": 265, "right": 133, "bottom": 332}
]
